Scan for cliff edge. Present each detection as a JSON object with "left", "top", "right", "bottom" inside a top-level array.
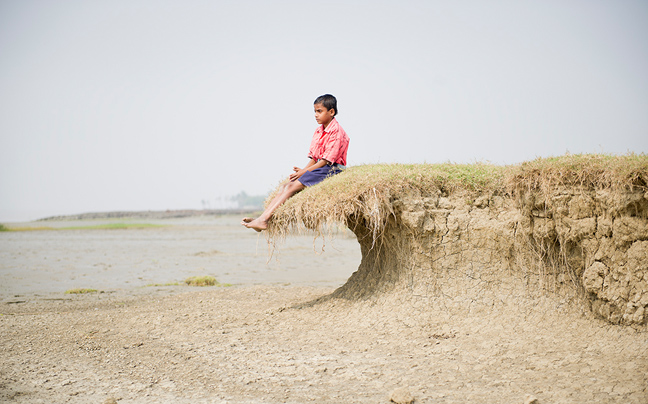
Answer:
[{"left": 268, "top": 154, "right": 648, "bottom": 326}]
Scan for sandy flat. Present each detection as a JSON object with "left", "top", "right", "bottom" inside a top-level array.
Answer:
[{"left": 0, "top": 215, "right": 360, "bottom": 295}]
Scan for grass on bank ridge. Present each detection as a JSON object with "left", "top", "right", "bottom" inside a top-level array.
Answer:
[
  {"left": 267, "top": 153, "right": 648, "bottom": 239},
  {"left": 509, "top": 153, "right": 648, "bottom": 194}
]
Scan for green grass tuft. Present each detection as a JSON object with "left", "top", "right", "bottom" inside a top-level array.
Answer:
[
  {"left": 64, "top": 288, "right": 98, "bottom": 294},
  {"left": 0, "top": 224, "right": 8, "bottom": 232},
  {"left": 185, "top": 276, "right": 219, "bottom": 286},
  {"left": 146, "top": 282, "right": 180, "bottom": 287},
  {"left": 0, "top": 225, "right": 54, "bottom": 231},
  {"left": 62, "top": 223, "right": 164, "bottom": 230}
]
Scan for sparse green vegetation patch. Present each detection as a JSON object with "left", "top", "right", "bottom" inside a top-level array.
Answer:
[
  {"left": 185, "top": 276, "right": 217, "bottom": 286},
  {"left": 1, "top": 226, "right": 54, "bottom": 231},
  {"left": 64, "top": 288, "right": 98, "bottom": 294},
  {"left": 184, "top": 276, "right": 231, "bottom": 287},
  {"left": 0, "top": 222, "right": 164, "bottom": 231},
  {"left": 61, "top": 223, "right": 164, "bottom": 230},
  {"left": 146, "top": 282, "right": 180, "bottom": 287}
]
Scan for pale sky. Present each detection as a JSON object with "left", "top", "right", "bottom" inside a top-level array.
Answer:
[{"left": 1, "top": 0, "right": 647, "bottom": 221}]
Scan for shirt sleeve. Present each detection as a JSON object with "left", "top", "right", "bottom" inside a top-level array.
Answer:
[{"left": 307, "top": 130, "right": 320, "bottom": 160}]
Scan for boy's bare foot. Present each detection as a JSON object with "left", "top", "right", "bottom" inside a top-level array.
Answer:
[{"left": 242, "top": 217, "right": 268, "bottom": 232}]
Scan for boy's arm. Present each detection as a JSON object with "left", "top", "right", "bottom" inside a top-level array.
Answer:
[
  {"left": 303, "top": 158, "right": 317, "bottom": 170},
  {"left": 290, "top": 158, "right": 327, "bottom": 181}
]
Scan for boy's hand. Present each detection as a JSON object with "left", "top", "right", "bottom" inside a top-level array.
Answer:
[{"left": 289, "top": 168, "right": 306, "bottom": 181}]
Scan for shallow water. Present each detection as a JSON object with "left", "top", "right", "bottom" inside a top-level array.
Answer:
[{"left": 0, "top": 215, "right": 361, "bottom": 296}]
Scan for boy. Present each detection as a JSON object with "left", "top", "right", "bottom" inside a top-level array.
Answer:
[{"left": 242, "top": 94, "right": 349, "bottom": 232}]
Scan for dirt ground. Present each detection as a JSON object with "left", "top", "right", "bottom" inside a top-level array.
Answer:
[
  {"left": 1, "top": 283, "right": 647, "bottom": 404},
  {"left": 1, "top": 216, "right": 647, "bottom": 403}
]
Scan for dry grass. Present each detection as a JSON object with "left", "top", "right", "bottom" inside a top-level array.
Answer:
[{"left": 267, "top": 153, "right": 648, "bottom": 240}]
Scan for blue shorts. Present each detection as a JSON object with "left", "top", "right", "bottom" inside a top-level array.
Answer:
[{"left": 298, "top": 164, "right": 343, "bottom": 187}]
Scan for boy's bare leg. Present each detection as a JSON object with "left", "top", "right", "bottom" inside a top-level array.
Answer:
[
  {"left": 242, "top": 181, "right": 305, "bottom": 231},
  {"left": 241, "top": 182, "right": 289, "bottom": 224}
]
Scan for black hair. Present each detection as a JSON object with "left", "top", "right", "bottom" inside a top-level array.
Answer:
[{"left": 314, "top": 94, "right": 337, "bottom": 116}]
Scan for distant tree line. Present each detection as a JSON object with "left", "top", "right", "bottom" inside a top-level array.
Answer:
[
  {"left": 230, "top": 191, "right": 266, "bottom": 209},
  {"left": 201, "top": 192, "right": 266, "bottom": 210}
]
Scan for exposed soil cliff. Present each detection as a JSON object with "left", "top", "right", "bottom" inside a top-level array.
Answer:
[
  {"left": 518, "top": 187, "right": 648, "bottom": 325},
  {"left": 333, "top": 188, "right": 648, "bottom": 326},
  {"left": 269, "top": 155, "right": 648, "bottom": 326}
]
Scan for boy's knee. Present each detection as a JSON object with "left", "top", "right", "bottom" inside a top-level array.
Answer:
[{"left": 287, "top": 181, "right": 304, "bottom": 194}]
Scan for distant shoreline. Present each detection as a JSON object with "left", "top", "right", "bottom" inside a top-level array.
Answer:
[{"left": 37, "top": 209, "right": 260, "bottom": 221}]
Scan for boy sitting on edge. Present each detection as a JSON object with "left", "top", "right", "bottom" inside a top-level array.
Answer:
[{"left": 242, "top": 94, "right": 349, "bottom": 232}]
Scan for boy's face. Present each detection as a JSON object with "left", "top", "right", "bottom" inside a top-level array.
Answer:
[{"left": 314, "top": 103, "right": 335, "bottom": 127}]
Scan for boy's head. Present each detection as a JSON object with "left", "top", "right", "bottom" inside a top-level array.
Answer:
[{"left": 314, "top": 94, "right": 337, "bottom": 116}]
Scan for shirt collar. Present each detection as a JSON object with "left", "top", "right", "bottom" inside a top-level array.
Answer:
[{"left": 321, "top": 117, "right": 338, "bottom": 134}]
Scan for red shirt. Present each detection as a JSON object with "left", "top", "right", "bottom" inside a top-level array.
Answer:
[{"left": 307, "top": 118, "right": 349, "bottom": 166}]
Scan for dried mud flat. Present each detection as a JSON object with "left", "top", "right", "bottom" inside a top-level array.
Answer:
[{"left": 1, "top": 284, "right": 647, "bottom": 404}]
